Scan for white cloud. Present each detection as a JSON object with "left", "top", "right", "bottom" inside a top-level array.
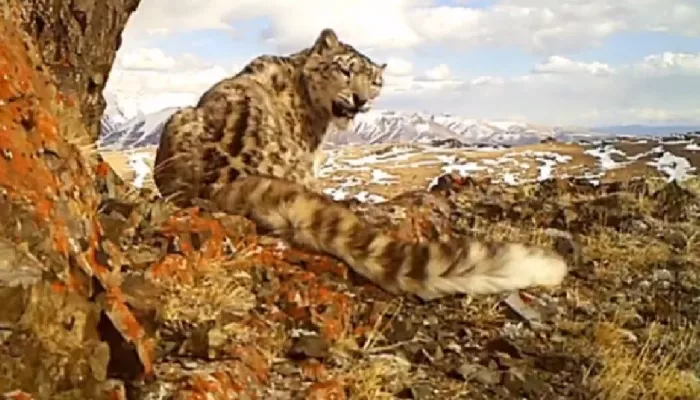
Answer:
[
  {"left": 105, "top": 48, "right": 235, "bottom": 117},
  {"left": 382, "top": 63, "right": 464, "bottom": 94},
  {"left": 108, "top": 0, "right": 700, "bottom": 127},
  {"left": 636, "top": 52, "right": 700, "bottom": 76},
  {"left": 385, "top": 57, "right": 414, "bottom": 76},
  {"left": 122, "top": 0, "right": 700, "bottom": 54},
  {"left": 376, "top": 51, "right": 700, "bottom": 125},
  {"left": 533, "top": 56, "right": 615, "bottom": 75},
  {"left": 105, "top": 44, "right": 700, "bottom": 126},
  {"left": 424, "top": 64, "right": 451, "bottom": 80},
  {"left": 117, "top": 48, "right": 189, "bottom": 71}
]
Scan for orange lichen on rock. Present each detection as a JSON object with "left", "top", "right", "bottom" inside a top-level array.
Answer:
[
  {"left": 147, "top": 210, "right": 255, "bottom": 283},
  {"left": 161, "top": 207, "right": 227, "bottom": 259},
  {"left": 230, "top": 346, "right": 270, "bottom": 383},
  {"left": 301, "top": 359, "right": 330, "bottom": 381},
  {"left": 307, "top": 379, "right": 347, "bottom": 400},
  {"left": 1, "top": 390, "right": 36, "bottom": 400},
  {"left": 0, "top": 2, "right": 155, "bottom": 386},
  {"left": 148, "top": 254, "right": 194, "bottom": 283},
  {"left": 95, "top": 160, "right": 112, "bottom": 178},
  {"left": 175, "top": 359, "right": 269, "bottom": 400},
  {"left": 280, "top": 247, "right": 350, "bottom": 279},
  {"left": 263, "top": 258, "right": 354, "bottom": 343},
  {"left": 309, "top": 285, "right": 353, "bottom": 342}
]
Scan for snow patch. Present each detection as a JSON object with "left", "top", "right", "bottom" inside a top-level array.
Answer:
[
  {"left": 442, "top": 162, "right": 487, "bottom": 176},
  {"left": 370, "top": 169, "right": 399, "bottom": 185},
  {"left": 502, "top": 172, "right": 519, "bottom": 185},
  {"left": 126, "top": 151, "right": 154, "bottom": 188},
  {"left": 647, "top": 152, "right": 695, "bottom": 182},
  {"left": 354, "top": 191, "right": 386, "bottom": 203},
  {"left": 583, "top": 146, "right": 628, "bottom": 170}
]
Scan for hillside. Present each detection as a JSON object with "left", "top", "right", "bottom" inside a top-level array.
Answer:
[
  {"left": 2, "top": 1, "right": 700, "bottom": 398},
  {"left": 96, "top": 136, "right": 700, "bottom": 399},
  {"left": 100, "top": 134, "right": 700, "bottom": 200}
]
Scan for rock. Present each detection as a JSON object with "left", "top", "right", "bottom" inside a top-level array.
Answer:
[
  {"left": 453, "top": 363, "right": 502, "bottom": 385},
  {"left": 485, "top": 337, "right": 522, "bottom": 359},
  {"left": 0, "top": 281, "right": 114, "bottom": 398},
  {"left": 17, "top": 0, "right": 141, "bottom": 141},
  {"left": 396, "top": 385, "right": 433, "bottom": 399},
  {"left": 0, "top": 1, "right": 149, "bottom": 397},
  {"left": 535, "top": 353, "right": 578, "bottom": 373},
  {"left": 288, "top": 334, "right": 330, "bottom": 360},
  {"left": 502, "top": 292, "right": 542, "bottom": 323},
  {"left": 653, "top": 268, "right": 673, "bottom": 282},
  {"left": 502, "top": 367, "right": 553, "bottom": 397},
  {"left": 388, "top": 317, "right": 417, "bottom": 342}
]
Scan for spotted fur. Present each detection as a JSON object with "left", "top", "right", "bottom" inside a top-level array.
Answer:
[{"left": 153, "top": 29, "right": 568, "bottom": 301}]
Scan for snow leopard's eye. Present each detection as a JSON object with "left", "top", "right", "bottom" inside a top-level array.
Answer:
[
  {"left": 333, "top": 56, "right": 353, "bottom": 78},
  {"left": 336, "top": 63, "right": 352, "bottom": 78}
]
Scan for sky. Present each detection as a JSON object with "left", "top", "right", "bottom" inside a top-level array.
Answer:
[{"left": 103, "top": 0, "right": 700, "bottom": 127}]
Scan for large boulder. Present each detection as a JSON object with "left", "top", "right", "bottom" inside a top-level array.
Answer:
[
  {"left": 15, "top": 0, "right": 140, "bottom": 142},
  {"left": 0, "top": 1, "right": 147, "bottom": 398}
]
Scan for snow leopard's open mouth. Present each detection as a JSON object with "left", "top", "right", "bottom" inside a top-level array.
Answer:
[
  {"left": 332, "top": 99, "right": 370, "bottom": 118},
  {"left": 331, "top": 99, "right": 359, "bottom": 118}
]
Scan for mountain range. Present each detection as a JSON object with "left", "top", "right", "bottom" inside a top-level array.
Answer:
[{"left": 98, "top": 104, "right": 700, "bottom": 151}]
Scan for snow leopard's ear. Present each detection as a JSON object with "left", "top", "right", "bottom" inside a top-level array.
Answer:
[{"left": 312, "top": 28, "right": 340, "bottom": 53}]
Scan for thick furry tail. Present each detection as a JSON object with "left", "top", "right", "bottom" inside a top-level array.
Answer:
[{"left": 211, "top": 176, "right": 568, "bottom": 301}]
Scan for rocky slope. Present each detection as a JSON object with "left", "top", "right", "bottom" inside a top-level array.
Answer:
[{"left": 1, "top": 2, "right": 700, "bottom": 400}]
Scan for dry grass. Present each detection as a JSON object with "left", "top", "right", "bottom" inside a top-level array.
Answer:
[
  {"left": 317, "top": 142, "right": 603, "bottom": 199},
  {"left": 681, "top": 176, "right": 700, "bottom": 195},
  {"left": 343, "top": 354, "right": 413, "bottom": 400},
  {"left": 157, "top": 258, "right": 258, "bottom": 324},
  {"left": 93, "top": 139, "right": 700, "bottom": 398},
  {"left": 589, "top": 315, "right": 700, "bottom": 400},
  {"left": 334, "top": 298, "right": 418, "bottom": 399},
  {"left": 574, "top": 177, "right": 700, "bottom": 400},
  {"left": 602, "top": 163, "right": 664, "bottom": 182},
  {"left": 582, "top": 229, "right": 673, "bottom": 271},
  {"left": 470, "top": 219, "right": 563, "bottom": 248}
]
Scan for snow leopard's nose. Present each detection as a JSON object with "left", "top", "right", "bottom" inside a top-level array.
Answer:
[{"left": 353, "top": 93, "right": 367, "bottom": 108}]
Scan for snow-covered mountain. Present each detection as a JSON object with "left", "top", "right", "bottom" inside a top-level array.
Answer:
[
  {"left": 324, "top": 110, "right": 604, "bottom": 147},
  {"left": 100, "top": 107, "right": 179, "bottom": 150},
  {"left": 99, "top": 105, "right": 610, "bottom": 151}
]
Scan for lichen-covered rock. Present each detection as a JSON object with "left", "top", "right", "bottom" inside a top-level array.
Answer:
[
  {"left": 15, "top": 0, "right": 141, "bottom": 142},
  {"left": 0, "top": 281, "right": 111, "bottom": 398},
  {"left": 0, "top": 1, "right": 150, "bottom": 398}
]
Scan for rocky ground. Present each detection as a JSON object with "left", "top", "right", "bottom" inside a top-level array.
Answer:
[{"left": 1, "top": 1, "right": 699, "bottom": 399}]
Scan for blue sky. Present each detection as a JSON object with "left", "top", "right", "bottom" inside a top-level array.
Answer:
[{"left": 108, "top": 0, "right": 700, "bottom": 126}]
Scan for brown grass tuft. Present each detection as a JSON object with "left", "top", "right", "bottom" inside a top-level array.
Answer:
[
  {"left": 589, "top": 315, "right": 700, "bottom": 400},
  {"left": 343, "top": 354, "right": 413, "bottom": 400}
]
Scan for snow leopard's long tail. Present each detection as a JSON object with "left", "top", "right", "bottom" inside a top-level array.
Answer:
[{"left": 211, "top": 176, "right": 568, "bottom": 300}]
